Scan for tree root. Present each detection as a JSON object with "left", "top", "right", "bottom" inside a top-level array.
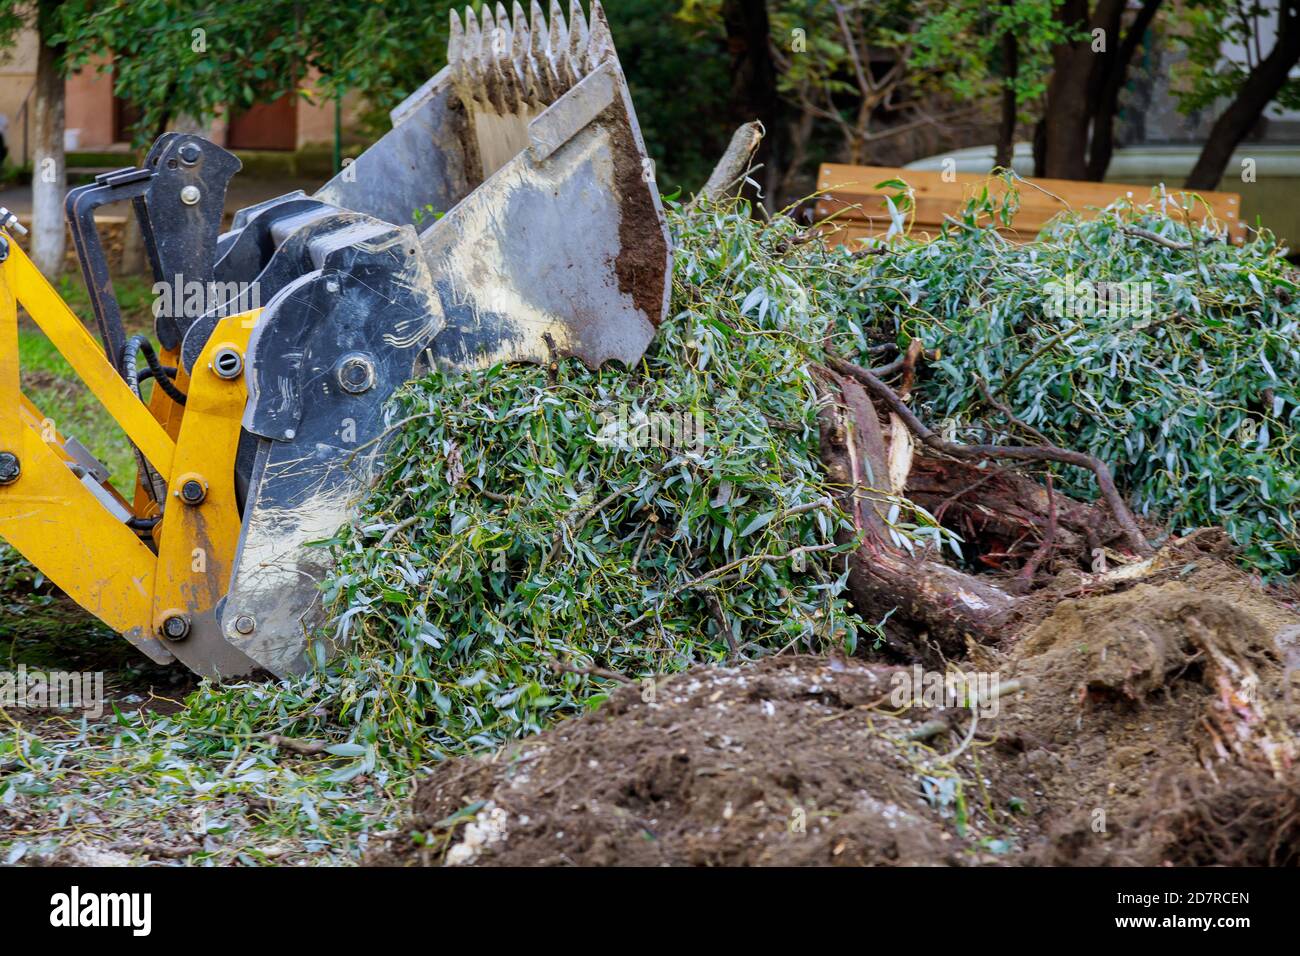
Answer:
[
  {"left": 815, "top": 348, "right": 1157, "bottom": 657},
  {"left": 827, "top": 355, "right": 1152, "bottom": 556},
  {"left": 817, "top": 370, "right": 1017, "bottom": 657}
]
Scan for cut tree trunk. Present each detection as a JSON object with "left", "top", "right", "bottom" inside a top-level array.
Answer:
[
  {"left": 817, "top": 372, "right": 1018, "bottom": 657},
  {"left": 813, "top": 347, "right": 1160, "bottom": 658},
  {"left": 695, "top": 122, "right": 764, "bottom": 206},
  {"left": 30, "top": 31, "right": 66, "bottom": 278}
]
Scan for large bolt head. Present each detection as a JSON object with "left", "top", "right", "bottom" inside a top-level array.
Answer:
[
  {"left": 180, "top": 479, "right": 207, "bottom": 505},
  {"left": 178, "top": 142, "right": 201, "bottom": 165},
  {"left": 211, "top": 346, "right": 244, "bottom": 380},
  {"left": 233, "top": 614, "right": 256, "bottom": 636},
  {"left": 161, "top": 614, "right": 191, "bottom": 641},
  {"left": 180, "top": 185, "right": 201, "bottom": 205},
  {"left": 337, "top": 353, "right": 376, "bottom": 394},
  {"left": 0, "top": 451, "right": 18, "bottom": 485}
]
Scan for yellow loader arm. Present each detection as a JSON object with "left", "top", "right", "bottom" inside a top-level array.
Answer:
[{"left": 0, "top": 237, "right": 263, "bottom": 675}]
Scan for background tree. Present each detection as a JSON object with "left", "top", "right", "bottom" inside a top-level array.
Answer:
[
  {"left": 0, "top": 0, "right": 68, "bottom": 277},
  {"left": 53, "top": 0, "right": 448, "bottom": 271},
  {"left": 909, "top": 0, "right": 1062, "bottom": 169},
  {"left": 17, "top": 0, "right": 1300, "bottom": 273},
  {"left": 1031, "top": 0, "right": 1164, "bottom": 180},
  {"left": 53, "top": 1, "right": 728, "bottom": 217},
  {"left": 1179, "top": 0, "right": 1300, "bottom": 188},
  {"left": 682, "top": 0, "right": 1018, "bottom": 203}
]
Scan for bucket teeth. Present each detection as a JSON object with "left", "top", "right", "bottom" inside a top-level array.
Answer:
[
  {"left": 586, "top": 1, "right": 614, "bottom": 72},
  {"left": 458, "top": 6, "right": 484, "bottom": 106},
  {"left": 546, "top": 1, "right": 574, "bottom": 90},
  {"left": 478, "top": 5, "right": 506, "bottom": 113},
  {"left": 449, "top": 8, "right": 464, "bottom": 72},
  {"left": 567, "top": 0, "right": 589, "bottom": 66},
  {"left": 528, "top": 0, "right": 558, "bottom": 103},
  {"left": 450, "top": 3, "right": 619, "bottom": 122},
  {"left": 510, "top": 1, "right": 530, "bottom": 105}
]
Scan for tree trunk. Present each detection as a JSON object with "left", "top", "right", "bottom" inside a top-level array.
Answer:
[
  {"left": 1185, "top": 0, "right": 1300, "bottom": 190},
  {"left": 1085, "top": 0, "right": 1162, "bottom": 181},
  {"left": 1040, "top": 0, "right": 1134, "bottom": 181},
  {"left": 120, "top": 102, "right": 175, "bottom": 276},
  {"left": 721, "top": 0, "right": 783, "bottom": 210},
  {"left": 778, "top": 109, "right": 814, "bottom": 208},
  {"left": 117, "top": 153, "right": 149, "bottom": 275},
  {"left": 995, "top": 19, "right": 1019, "bottom": 170},
  {"left": 30, "top": 22, "right": 66, "bottom": 278},
  {"left": 1032, "top": 118, "right": 1047, "bottom": 177},
  {"left": 1040, "top": 0, "right": 1094, "bottom": 179}
]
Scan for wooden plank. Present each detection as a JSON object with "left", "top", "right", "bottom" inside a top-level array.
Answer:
[
  {"left": 815, "top": 163, "right": 1245, "bottom": 247},
  {"left": 818, "top": 163, "right": 1243, "bottom": 216}
]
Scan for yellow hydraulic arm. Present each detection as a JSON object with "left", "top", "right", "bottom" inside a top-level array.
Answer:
[{"left": 0, "top": 236, "right": 258, "bottom": 675}]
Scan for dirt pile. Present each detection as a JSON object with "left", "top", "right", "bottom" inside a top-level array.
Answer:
[
  {"left": 369, "top": 655, "right": 1008, "bottom": 866},
  {"left": 1004, "top": 570, "right": 1300, "bottom": 865},
  {"left": 370, "top": 560, "right": 1300, "bottom": 866}
]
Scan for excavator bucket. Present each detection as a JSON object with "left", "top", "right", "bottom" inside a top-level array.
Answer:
[{"left": 0, "top": 1, "right": 671, "bottom": 679}]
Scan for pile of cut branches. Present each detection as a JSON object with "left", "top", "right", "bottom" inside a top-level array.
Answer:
[{"left": 832, "top": 185, "right": 1299, "bottom": 576}]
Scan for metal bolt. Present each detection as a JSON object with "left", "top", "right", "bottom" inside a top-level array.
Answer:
[
  {"left": 211, "top": 346, "right": 243, "bottom": 379},
  {"left": 325, "top": 279, "right": 340, "bottom": 293},
  {"left": 161, "top": 614, "right": 191, "bottom": 642},
  {"left": 178, "top": 142, "right": 201, "bottom": 165},
  {"left": 233, "top": 615, "right": 256, "bottom": 636},
  {"left": 0, "top": 451, "right": 19, "bottom": 485},
  {"left": 180, "top": 185, "right": 201, "bottom": 205},
  {"left": 179, "top": 479, "right": 206, "bottom": 505},
  {"left": 284, "top": 428, "right": 296, "bottom": 440},
  {"left": 0, "top": 206, "right": 26, "bottom": 236},
  {"left": 337, "top": 353, "right": 376, "bottom": 394}
]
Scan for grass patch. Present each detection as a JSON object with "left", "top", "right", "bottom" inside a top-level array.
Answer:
[{"left": 17, "top": 273, "right": 157, "bottom": 490}]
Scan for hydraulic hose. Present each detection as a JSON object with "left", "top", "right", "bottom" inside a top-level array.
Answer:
[
  {"left": 120, "top": 335, "right": 176, "bottom": 506},
  {"left": 123, "top": 335, "right": 187, "bottom": 406}
]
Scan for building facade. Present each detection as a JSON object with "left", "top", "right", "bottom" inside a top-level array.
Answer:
[{"left": 0, "top": 34, "right": 360, "bottom": 164}]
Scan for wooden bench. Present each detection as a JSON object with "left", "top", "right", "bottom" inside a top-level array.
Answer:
[{"left": 814, "top": 163, "right": 1246, "bottom": 247}]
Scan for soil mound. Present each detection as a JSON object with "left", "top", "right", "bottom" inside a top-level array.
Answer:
[{"left": 370, "top": 563, "right": 1300, "bottom": 866}]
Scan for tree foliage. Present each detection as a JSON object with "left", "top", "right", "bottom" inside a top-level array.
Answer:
[{"left": 1173, "top": 0, "right": 1300, "bottom": 113}]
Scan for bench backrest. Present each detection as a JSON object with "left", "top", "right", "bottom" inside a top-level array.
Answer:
[{"left": 814, "top": 163, "right": 1246, "bottom": 247}]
